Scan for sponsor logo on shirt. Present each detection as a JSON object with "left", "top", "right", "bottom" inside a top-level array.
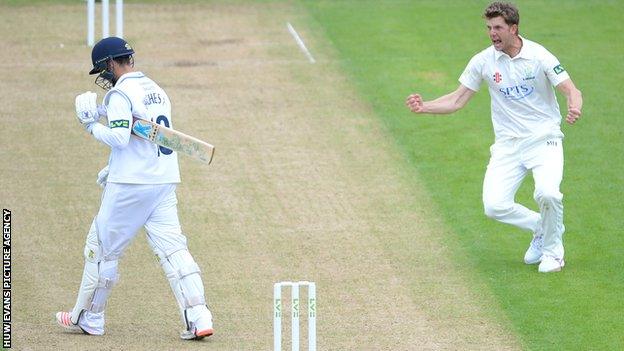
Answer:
[
  {"left": 109, "top": 119, "right": 130, "bottom": 128},
  {"left": 547, "top": 140, "right": 558, "bottom": 146},
  {"left": 498, "top": 84, "right": 535, "bottom": 100},
  {"left": 493, "top": 71, "right": 503, "bottom": 83},
  {"left": 553, "top": 64, "right": 565, "bottom": 75}
]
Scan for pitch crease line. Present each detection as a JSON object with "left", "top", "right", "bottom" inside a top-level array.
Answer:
[{"left": 286, "top": 22, "right": 316, "bottom": 64}]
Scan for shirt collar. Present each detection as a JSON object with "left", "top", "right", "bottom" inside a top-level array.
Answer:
[
  {"left": 115, "top": 71, "right": 144, "bottom": 86},
  {"left": 495, "top": 35, "right": 528, "bottom": 61}
]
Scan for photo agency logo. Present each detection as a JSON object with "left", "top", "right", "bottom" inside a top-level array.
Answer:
[{"left": 3, "top": 209, "right": 11, "bottom": 348}]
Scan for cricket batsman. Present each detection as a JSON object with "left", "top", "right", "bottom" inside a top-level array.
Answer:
[
  {"left": 56, "top": 37, "right": 214, "bottom": 338},
  {"left": 405, "top": 2, "right": 583, "bottom": 273}
]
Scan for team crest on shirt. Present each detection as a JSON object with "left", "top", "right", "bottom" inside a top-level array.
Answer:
[
  {"left": 493, "top": 71, "right": 503, "bottom": 83},
  {"left": 523, "top": 66, "right": 536, "bottom": 81}
]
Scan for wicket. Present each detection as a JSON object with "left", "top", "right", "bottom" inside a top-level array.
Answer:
[
  {"left": 87, "top": 0, "right": 124, "bottom": 47},
  {"left": 274, "top": 281, "right": 316, "bottom": 351}
]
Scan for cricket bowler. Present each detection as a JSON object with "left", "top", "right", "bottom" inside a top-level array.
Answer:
[{"left": 405, "top": 2, "right": 583, "bottom": 273}]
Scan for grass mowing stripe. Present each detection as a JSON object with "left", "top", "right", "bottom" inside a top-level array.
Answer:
[{"left": 302, "top": 1, "right": 624, "bottom": 350}]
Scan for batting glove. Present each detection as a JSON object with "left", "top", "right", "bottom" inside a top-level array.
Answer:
[
  {"left": 96, "top": 165, "right": 109, "bottom": 188},
  {"left": 75, "top": 91, "right": 100, "bottom": 126}
]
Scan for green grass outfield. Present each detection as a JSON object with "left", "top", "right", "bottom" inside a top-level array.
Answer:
[{"left": 302, "top": 0, "right": 624, "bottom": 350}]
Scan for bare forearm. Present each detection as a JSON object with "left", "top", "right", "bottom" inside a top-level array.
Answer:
[
  {"left": 421, "top": 92, "right": 464, "bottom": 114},
  {"left": 566, "top": 88, "right": 583, "bottom": 111},
  {"left": 406, "top": 85, "right": 474, "bottom": 115},
  {"left": 556, "top": 79, "right": 582, "bottom": 124}
]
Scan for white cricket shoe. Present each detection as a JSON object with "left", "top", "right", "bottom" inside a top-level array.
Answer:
[
  {"left": 524, "top": 234, "right": 543, "bottom": 264},
  {"left": 56, "top": 311, "right": 104, "bottom": 335},
  {"left": 180, "top": 305, "right": 214, "bottom": 340},
  {"left": 538, "top": 256, "right": 565, "bottom": 273}
]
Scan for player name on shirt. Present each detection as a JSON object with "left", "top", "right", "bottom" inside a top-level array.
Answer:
[{"left": 144, "top": 92, "right": 164, "bottom": 106}]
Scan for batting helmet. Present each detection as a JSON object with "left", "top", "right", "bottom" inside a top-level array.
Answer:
[{"left": 89, "top": 37, "right": 134, "bottom": 89}]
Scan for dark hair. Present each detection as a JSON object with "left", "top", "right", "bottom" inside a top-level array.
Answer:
[
  {"left": 484, "top": 2, "right": 520, "bottom": 26},
  {"left": 113, "top": 55, "right": 133, "bottom": 66}
]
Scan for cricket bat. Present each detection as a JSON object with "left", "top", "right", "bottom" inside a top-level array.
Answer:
[{"left": 131, "top": 117, "right": 215, "bottom": 164}]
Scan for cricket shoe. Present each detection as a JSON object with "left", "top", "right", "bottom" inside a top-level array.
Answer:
[
  {"left": 524, "top": 233, "right": 543, "bottom": 265},
  {"left": 180, "top": 306, "right": 214, "bottom": 340},
  {"left": 56, "top": 311, "right": 104, "bottom": 335},
  {"left": 538, "top": 256, "right": 565, "bottom": 273},
  {"left": 56, "top": 312, "right": 89, "bottom": 334}
]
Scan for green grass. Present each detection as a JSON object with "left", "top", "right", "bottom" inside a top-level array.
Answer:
[{"left": 302, "top": 0, "right": 624, "bottom": 350}]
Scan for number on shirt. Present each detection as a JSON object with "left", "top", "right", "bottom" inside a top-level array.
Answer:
[{"left": 156, "top": 115, "right": 173, "bottom": 156}]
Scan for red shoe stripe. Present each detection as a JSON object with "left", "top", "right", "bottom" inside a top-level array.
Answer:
[{"left": 196, "top": 328, "right": 214, "bottom": 337}]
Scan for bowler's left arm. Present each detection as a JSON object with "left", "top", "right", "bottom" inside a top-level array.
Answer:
[{"left": 556, "top": 79, "right": 582, "bottom": 125}]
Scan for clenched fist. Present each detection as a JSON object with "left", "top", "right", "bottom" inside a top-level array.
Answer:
[{"left": 406, "top": 93, "right": 425, "bottom": 113}]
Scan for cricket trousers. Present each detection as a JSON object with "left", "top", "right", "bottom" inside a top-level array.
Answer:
[
  {"left": 77, "top": 183, "right": 191, "bottom": 332},
  {"left": 95, "top": 183, "right": 188, "bottom": 261},
  {"left": 482, "top": 132, "right": 565, "bottom": 260}
]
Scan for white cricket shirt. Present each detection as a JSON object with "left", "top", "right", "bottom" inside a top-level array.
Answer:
[
  {"left": 459, "top": 36, "right": 570, "bottom": 140},
  {"left": 90, "top": 71, "right": 181, "bottom": 184}
]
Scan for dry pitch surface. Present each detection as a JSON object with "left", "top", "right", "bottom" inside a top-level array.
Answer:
[{"left": 1, "top": 2, "right": 520, "bottom": 350}]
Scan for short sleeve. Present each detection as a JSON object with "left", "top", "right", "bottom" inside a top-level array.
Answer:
[
  {"left": 459, "top": 53, "right": 483, "bottom": 92},
  {"left": 541, "top": 49, "right": 570, "bottom": 87}
]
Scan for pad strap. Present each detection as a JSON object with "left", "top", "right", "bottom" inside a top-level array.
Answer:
[
  {"left": 163, "top": 253, "right": 205, "bottom": 308},
  {"left": 178, "top": 262, "right": 200, "bottom": 279},
  {"left": 185, "top": 296, "right": 206, "bottom": 307},
  {"left": 88, "top": 274, "right": 119, "bottom": 313}
]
